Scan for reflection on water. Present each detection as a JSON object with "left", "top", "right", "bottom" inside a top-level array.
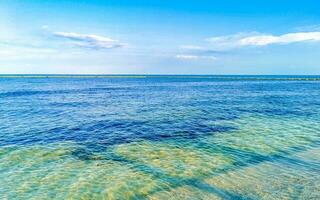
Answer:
[{"left": 0, "top": 76, "right": 319, "bottom": 199}]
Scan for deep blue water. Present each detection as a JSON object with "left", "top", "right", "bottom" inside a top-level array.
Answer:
[{"left": 1, "top": 75, "right": 319, "bottom": 147}]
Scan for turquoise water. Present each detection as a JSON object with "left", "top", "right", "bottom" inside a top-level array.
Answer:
[{"left": 0, "top": 75, "right": 319, "bottom": 199}]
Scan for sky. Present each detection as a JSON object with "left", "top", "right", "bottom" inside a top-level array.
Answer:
[{"left": 1, "top": 0, "right": 320, "bottom": 74}]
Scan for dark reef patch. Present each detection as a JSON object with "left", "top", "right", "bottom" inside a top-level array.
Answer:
[{"left": 0, "top": 118, "right": 236, "bottom": 149}]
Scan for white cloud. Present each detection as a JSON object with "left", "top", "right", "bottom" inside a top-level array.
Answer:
[
  {"left": 176, "top": 54, "right": 217, "bottom": 61},
  {"left": 240, "top": 32, "right": 320, "bottom": 46},
  {"left": 53, "top": 32, "right": 124, "bottom": 49},
  {"left": 176, "top": 55, "right": 199, "bottom": 60},
  {"left": 206, "top": 32, "right": 320, "bottom": 50}
]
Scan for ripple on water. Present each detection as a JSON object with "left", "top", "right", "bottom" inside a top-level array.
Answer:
[{"left": 0, "top": 77, "right": 320, "bottom": 199}]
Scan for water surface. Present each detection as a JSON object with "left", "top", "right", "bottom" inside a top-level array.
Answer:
[{"left": 0, "top": 75, "right": 319, "bottom": 199}]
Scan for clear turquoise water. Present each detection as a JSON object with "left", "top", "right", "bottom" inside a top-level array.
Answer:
[{"left": 0, "top": 75, "right": 319, "bottom": 199}]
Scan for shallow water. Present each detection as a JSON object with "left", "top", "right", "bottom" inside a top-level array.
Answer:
[{"left": 0, "top": 75, "right": 319, "bottom": 199}]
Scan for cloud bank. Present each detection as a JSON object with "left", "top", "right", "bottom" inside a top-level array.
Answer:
[
  {"left": 53, "top": 32, "right": 124, "bottom": 49},
  {"left": 206, "top": 32, "right": 320, "bottom": 50}
]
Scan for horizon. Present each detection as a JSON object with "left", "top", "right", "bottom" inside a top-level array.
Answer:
[
  {"left": 0, "top": 73, "right": 320, "bottom": 77},
  {"left": 1, "top": 0, "right": 320, "bottom": 74}
]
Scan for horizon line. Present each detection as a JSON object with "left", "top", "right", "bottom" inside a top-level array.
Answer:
[{"left": 1, "top": 74, "right": 320, "bottom": 81}]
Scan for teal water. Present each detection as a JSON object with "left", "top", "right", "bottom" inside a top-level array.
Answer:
[{"left": 0, "top": 75, "right": 319, "bottom": 199}]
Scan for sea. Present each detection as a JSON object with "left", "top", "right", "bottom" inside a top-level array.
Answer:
[{"left": 0, "top": 75, "right": 319, "bottom": 199}]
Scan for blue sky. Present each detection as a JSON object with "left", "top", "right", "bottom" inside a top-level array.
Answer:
[{"left": 1, "top": 0, "right": 320, "bottom": 74}]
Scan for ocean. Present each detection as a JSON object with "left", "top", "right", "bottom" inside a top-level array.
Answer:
[{"left": 0, "top": 75, "right": 319, "bottom": 199}]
